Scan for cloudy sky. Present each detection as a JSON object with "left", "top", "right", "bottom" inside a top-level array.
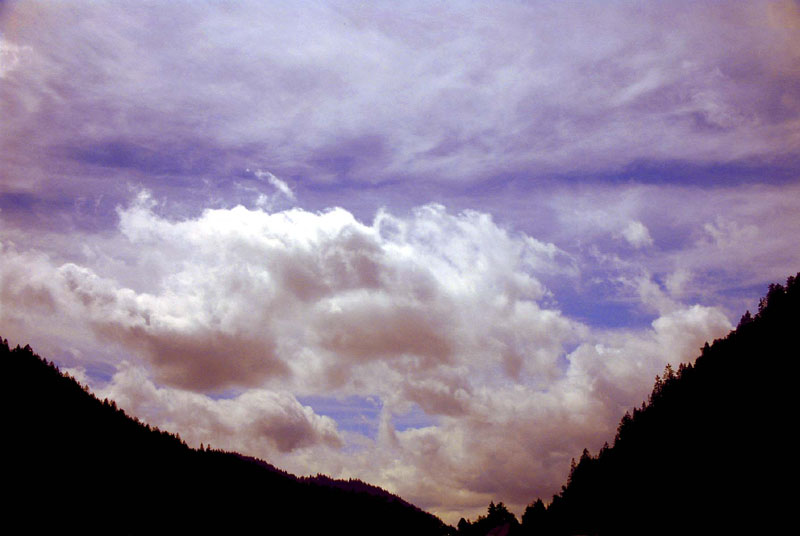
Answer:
[{"left": 2, "top": 0, "right": 799, "bottom": 523}]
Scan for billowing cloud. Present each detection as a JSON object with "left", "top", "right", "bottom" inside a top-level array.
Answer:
[
  {"left": 2, "top": 196, "right": 573, "bottom": 394},
  {"left": 87, "top": 364, "right": 342, "bottom": 454},
  {"left": 0, "top": 196, "right": 737, "bottom": 522}
]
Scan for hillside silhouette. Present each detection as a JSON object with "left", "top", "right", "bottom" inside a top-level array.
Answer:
[
  {"left": 3, "top": 338, "right": 449, "bottom": 535},
  {"left": 7, "top": 273, "right": 798, "bottom": 535},
  {"left": 457, "top": 273, "right": 799, "bottom": 536}
]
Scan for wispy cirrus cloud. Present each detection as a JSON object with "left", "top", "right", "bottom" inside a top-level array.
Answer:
[{"left": 2, "top": 1, "right": 798, "bottom": 207}]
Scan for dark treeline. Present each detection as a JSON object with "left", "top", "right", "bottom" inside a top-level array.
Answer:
[
  {"left": 456, "top": 501, "right": 520, "bottom": 536},
  {"left": 457, "top": 273, "right": 799, "bottom": 536},
  {"left": 3, "top": 339, "right": 449, "bottom": 535},
  {"left": 6, "top": 273, "right": 798, "bottom": 534}
]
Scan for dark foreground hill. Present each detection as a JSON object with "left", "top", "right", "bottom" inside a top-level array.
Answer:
[
  {"left": 525, "top": 273, "right": 800, "bottom": 535},
  {"left": 3, "top": 339, "right": 449, "bottom": 535},
  {"left": 456, "top": 273, "right": 799, "bottom": 536}
]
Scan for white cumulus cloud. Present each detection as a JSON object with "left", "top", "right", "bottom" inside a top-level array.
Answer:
[{"left": 0, "top": 195, "right": 738, "bottom": 522}]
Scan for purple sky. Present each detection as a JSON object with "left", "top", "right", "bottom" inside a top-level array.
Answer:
[{"left": 2, "top": 0, "right": 799, "bottom": 523}]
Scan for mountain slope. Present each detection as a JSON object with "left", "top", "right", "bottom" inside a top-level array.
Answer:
[
  {"left": 518, "top": 273, "right": 799, "bottom": 535},
  {"left": 3, "top": 339, "right": 449, "bottom": 535}
]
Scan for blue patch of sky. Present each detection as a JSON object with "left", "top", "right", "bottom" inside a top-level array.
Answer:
[
  {"left": 552, "top": 157, "right": 800, "bottom": 187},
  {"left": 453, "top": 158, "right": 800, "bottom": 198},
  {"left": 648, "top": 224, "right": 696, "bottom": 254},
  {"left": 392, "top": 403, "right": 438, "bottom": 432},
  {"left": 0, "top": 191, "right": 77, "bottom": 222},
  {"left": 66, "top": 139, "right": 236, "bottom": 178},
  {"left": 47, "top": 347, "right": 118, "bottom": 388},
  {"left": 0, "top": 192, "right": 39, "bottom": 211},
  {"left": 1, "top": 187, "right": 120, "bottom": 232},
  {"left": 727, "top": 280, "right": 780, "bottom": 307},
  {"left": 81, "top": 361, "right": 117, "bottom": 384},
  {"left": 558, "top": 295, "right": 657, "bottom": 330},
  {"left": 69, "top": 141, "right": 181, "bottom": 174},
  {"left": 550, "top": 277, "right": 657, "bottom": 330},
  {"left": 207, "top": 388, "right": 246, "bottom": 401},
  {"left": 298, "top": 395, "right": 439, "bottom": 437},
  {"left": 308, "top": 134, "right": 388, "bottom": 178},
  {"left": 298, "top": 395, "right": 383, "bottom": 439},
  {"left": 553, "top": 349, "right": 575, "bottom": 377},
  {"left": 693, "top": 272, "right": 777, "bottom": 318}
]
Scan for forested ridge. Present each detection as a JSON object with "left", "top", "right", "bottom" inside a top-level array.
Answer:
[
  {"left": 456, "top": 273, "right": 799, "bottom": 536},
  {"left": 3, "top": 337, "right": 449, "bottom": 535}
]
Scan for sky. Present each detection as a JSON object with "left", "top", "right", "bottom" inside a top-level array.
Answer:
[{"left": 1, "top": 0, "right": 799, "bottom": 524}]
